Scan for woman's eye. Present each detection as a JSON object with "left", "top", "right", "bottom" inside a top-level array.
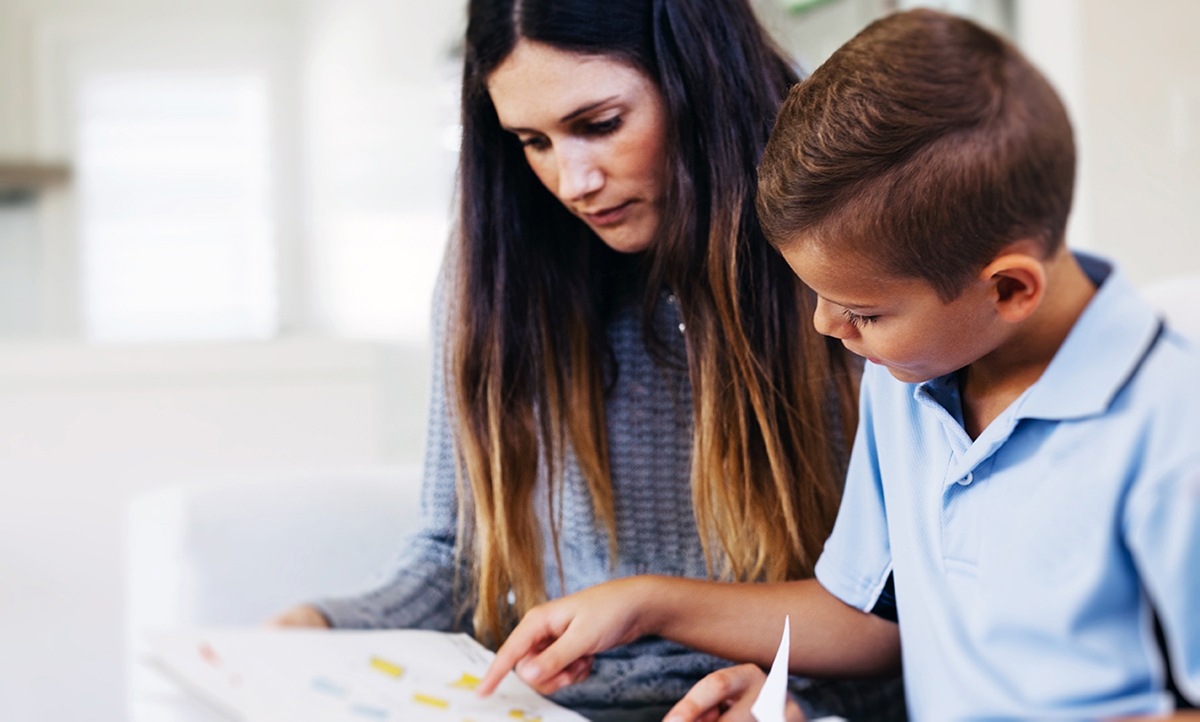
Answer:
[
  {"left": 585, "top": 116, "right": 622, "bottom": 135},
  {"left": 842, "top": 309, "right": 880, "bottom": 328},
  {"left": 520, "top": 136, "right": 549, "bottom": 151}
]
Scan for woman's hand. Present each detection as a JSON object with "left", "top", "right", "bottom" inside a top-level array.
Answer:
[
  {"left": 663, "top": 664, "right": 806, "bottom": 722},
  {"left": 267, "top": 604, "right": 331, "bottom": 628},
  {"left": 477, "top": 576, "right": 661, "bottom": 696}
]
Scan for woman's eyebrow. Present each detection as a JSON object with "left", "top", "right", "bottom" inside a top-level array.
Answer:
[
  {"left": 502, "top": 96, "right": 622, "bottom": 134},
  {"left": 559, "top": 95, "right": 619, "bottom": 123}
]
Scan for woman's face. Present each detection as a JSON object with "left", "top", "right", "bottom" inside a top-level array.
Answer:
[{"left": 488, "top": 40, "right": 670, "bottom": 254}]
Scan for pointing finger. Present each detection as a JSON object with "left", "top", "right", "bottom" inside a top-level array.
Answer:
[{"left": 478, "top": 609, "right": 557, "bottom": 696}]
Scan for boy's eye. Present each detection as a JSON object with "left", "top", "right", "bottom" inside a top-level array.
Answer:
[{"left": 842, "top": 309, "right": 880, "bottom": 328}]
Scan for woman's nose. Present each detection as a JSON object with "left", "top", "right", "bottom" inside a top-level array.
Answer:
[{"left": 556, "top": 144, "right": 604, "bottom": 201}]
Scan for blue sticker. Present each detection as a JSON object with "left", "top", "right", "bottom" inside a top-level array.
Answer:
[
  {"left": 350, "top": 704, "right": 389, "bottom": 719},
  {"left": 310, "top": 677, "right": 348, "bottom": 698}
]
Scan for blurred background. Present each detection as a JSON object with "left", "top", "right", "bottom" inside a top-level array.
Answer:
[{"left": 0, "top": 0, "right": 1196, "bottom": 720}]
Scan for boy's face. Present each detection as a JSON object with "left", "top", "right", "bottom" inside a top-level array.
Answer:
[{"left": 781, "top": 239, "right": 1003, "bottom": 384}]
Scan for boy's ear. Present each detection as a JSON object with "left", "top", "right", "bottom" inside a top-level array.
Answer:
[{"left": 979, "top": 252, "right": 1046, "bottom": 323}]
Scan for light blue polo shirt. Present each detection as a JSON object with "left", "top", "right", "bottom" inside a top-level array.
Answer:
[{"left": 814, "top": 254, "right": 1200, "bottom": 720}]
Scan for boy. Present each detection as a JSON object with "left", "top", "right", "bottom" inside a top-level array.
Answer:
[{"left": 478, "top": 9, "right": 1200, "bottom": 720}]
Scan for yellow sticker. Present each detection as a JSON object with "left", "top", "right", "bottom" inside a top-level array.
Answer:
[
  {"left": 449, "top": 673, "right": 482, "bottom": 691},
  {"left": 414, "top": 692, "right": 451, "bottom": 709},
  {"left": 369, "top": 656, "right": 404, "bottom": 678}
]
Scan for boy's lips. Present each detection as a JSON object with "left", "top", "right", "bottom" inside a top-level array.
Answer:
[
  {"left": 844, "top": 342, "right": 882, "bottom": 365},
  {"left": 582, "top": 200, "right": 634, "bottom": 226}
]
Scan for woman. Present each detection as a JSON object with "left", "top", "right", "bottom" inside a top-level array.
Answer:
[{"left": 276, "top": 0, "right": 891, "bottom": 718}]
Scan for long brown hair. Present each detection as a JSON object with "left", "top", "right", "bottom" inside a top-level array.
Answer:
[{"left": 455, "top": 0, "right": 858, "bottom": 646}]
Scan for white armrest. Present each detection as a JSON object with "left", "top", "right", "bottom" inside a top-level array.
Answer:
[
  {"left": 127, "top": 465, "right": 422, "bottom": 632},
  {"left": 126, "top": 465, "right": 423, "bottom": 721}
]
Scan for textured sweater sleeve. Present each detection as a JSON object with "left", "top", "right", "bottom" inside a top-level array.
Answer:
[{"left": 313, "top": 258, "right": 471, "bottom": 632}]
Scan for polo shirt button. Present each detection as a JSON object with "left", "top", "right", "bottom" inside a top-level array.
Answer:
[
  {"left": 667, "top": 294, "right": 677, "bottom": 305},
  {"left": 958, "top": 472, "right": 974, "bottom": 486},
  {"left": 678, "top": 322, "right": 686, "bottom": 334}
]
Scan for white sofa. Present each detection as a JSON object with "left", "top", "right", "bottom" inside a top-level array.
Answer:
[{"left": 126, "top": 465, "right": 423, "bottom": 721}]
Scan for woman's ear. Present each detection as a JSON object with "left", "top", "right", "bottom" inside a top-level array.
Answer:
[{"left": 979, "top": 252, "right": 1046, "bottom": 323}]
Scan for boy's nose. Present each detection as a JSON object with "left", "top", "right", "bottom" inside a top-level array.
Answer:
[{"left": 813, "top": 298, "right": 857, "bottom": 340}]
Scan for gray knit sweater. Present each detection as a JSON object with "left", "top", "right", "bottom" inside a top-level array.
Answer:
[
  {"left": 317, "top": 279, "right": 725, "bottom": 696},
  {"left": 315, "top": 281, "right": 900, "bottom": 720}
]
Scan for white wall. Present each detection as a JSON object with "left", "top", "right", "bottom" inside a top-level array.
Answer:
[
  {"left": 1018, "top": 0, "right": 1200, "bottom": 284},
  {"left": 302, "top": 0, "right": 461, "bottom": 342},
  {"left": 0, "top": 0, "right": 311, "bottom": 337},
  {"left": 0, "top": 1, "right": 454, "bottom": 720},
  {"left": 1077, "top": 0, "right": 1200, "bottom": 284},
  {"left": 761, "top": 0, "right": 1200, "bottom": 283},
  {"left": 0, "top": 0, "right": 464, "bottom": 342},
  {"left": 755, "top": 0, "right": 1013, "bottom": 74}
]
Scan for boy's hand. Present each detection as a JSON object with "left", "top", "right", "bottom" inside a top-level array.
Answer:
[
  {"left": 477, "top": 576, "right": 658, "bottom": 696},
  {"left": 663, "top": 664, "right": 806, "bottom": 722}
]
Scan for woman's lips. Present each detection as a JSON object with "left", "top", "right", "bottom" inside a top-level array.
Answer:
[{"left": 583, "top": 200, "right": 634, "bottom": 226}]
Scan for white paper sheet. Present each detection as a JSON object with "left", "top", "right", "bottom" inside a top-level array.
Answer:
[
  {"left": 750, "top": 616, "right": 790, "bottom": 722},
  {"left": 145, "top": 628, "right": 588, "bottom": 722},
  {"left": 747, "top": 616, "right": 848, "bottom": 722}
]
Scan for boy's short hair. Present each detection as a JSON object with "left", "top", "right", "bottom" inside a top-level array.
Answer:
[{"left": 758, "top": 9, "right": 1075, "bottom": 300}]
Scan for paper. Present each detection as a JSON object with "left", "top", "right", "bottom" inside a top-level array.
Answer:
[
  {"left": 750, "top": 616, "right": 790, "bottom": 722},
  {"left": 146, "top": 628, "right": 587, "bottom": 721}
]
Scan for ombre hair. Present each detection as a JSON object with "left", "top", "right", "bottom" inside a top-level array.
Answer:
[{"left": 454, "top": 0, "right": 858, "bottom": 646}]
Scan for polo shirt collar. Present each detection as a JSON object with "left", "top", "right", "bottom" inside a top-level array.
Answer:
[{"left": 1012, "top": 252, "right": 1162, "bottom": 421}]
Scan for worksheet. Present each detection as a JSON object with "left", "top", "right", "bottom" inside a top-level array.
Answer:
[{"left": 146, "top": 628, "right": 588, "bottom": 722}]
